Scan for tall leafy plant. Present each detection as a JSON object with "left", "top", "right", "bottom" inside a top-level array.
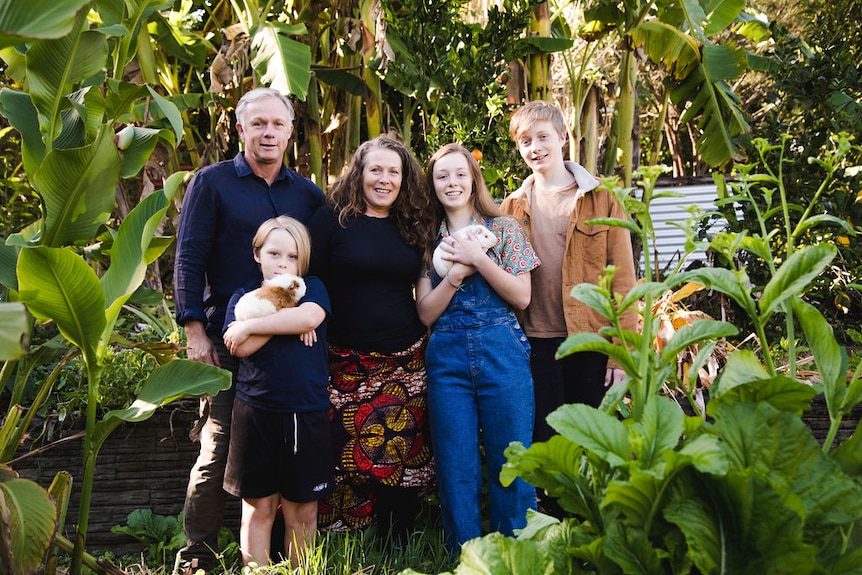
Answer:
[
  {"left": 378, "top": 0, "right": 553, "bottom": 194},
  {"left": 578, "top": 0, "right": 761, "bottom": 185},
  {"left": 0, "top": 2, "right": 231, "bottom": 574},
  {"left": 406, "top": 135, "right": 862, "bottom": 574}
]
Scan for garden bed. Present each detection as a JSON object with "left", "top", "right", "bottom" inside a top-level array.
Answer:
[
  {"left": 12, "top": 400, "right": 241, "bottom": 558},
  {"left": 9, "top": 393, "right": 860, "bottom": 560}
]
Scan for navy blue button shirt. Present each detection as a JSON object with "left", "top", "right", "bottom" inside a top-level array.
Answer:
[{"left": 174, "top": 153, "right": 325, "bottom": 332}]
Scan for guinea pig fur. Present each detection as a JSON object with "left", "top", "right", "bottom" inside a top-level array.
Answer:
[
  {"left": 432, "top": 224, "right": 497, "bottom": 278},
  {"left": 233, "top": 273, "right": 307, "bottom": 321}
]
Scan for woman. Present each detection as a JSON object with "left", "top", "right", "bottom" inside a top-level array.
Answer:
[
  {"left": 416, "top": 143, "right": 539, "bottom": 553},
  {"left": 307, "top": 135, "right": 435, "bottom": 542}
]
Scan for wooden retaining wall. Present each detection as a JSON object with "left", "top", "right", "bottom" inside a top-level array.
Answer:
[{"left": 13, "top": 400, "right": 241, "bottom": 558}]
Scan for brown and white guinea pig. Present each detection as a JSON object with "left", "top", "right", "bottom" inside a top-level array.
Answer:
[
  {"left": 432, "top": 224, "right": 497, "bottom": 278},
  {"left": 233, "top": 273, "right": 307, "bottom": 321}
]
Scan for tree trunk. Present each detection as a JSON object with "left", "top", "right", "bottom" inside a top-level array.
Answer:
[{"left": 361, "top": 0, "right": 382, "bottom": 138}]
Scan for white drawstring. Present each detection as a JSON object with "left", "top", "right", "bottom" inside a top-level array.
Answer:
[{"left": 293, "top": 413, "right": 298, "bottom": 454}]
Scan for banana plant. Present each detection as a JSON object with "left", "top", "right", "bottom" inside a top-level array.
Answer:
[
  {"left": 0, "top": 2, "right": 231, "bottom": 574},
  {"left": 581, "top": 0, "right": 760, "bottom": 185},
  {"left": 1, "top": 176, "right": 231, "bottom": 575}
]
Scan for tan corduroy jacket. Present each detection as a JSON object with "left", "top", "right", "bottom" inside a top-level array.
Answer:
[{"left": 501, "top": 161, "right": 638, "bottom": 346}]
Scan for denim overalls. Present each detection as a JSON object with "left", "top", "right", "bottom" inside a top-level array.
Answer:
[{"left": 425, "top": 219, "right": 537, "bottom": 553}]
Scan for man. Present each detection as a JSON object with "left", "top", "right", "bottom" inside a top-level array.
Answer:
[{"left": 173, "top": 87, "right": 325, "bottom": 574}]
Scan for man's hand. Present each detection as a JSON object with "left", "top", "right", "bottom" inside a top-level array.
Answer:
[{"left": 184, "top": 321, "right": 220, "bottom": 366}]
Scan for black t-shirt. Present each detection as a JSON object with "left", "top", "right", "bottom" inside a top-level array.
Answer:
[
  {"left": 224, "top": 276, "right": 331, "bottom": 413},
  {"left": 307, "top": 205, "right": 427, "bottom": 353}
]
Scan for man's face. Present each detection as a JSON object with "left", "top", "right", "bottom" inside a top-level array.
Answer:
[
  {"left": 515, "top": 120, "right": 566, "bottom": 175},
  {"left": 237, "top": 97, "right": 294, "bottom": 169}
]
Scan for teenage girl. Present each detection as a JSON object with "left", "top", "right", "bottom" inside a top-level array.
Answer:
[{"left": 416, "top": 143, "right": 540, "bottom": 553}]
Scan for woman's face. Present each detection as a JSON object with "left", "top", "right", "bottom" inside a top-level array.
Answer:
[
  {"left": 431, "top": 152, "right": 473, "bottom": 214},
  {"left": 362, "top": 148, "right": 403, "bottom": 217}
]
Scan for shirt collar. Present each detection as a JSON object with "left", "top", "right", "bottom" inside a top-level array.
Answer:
[{"left": 232, "top": 152, "right": 290, "bottom": 181}]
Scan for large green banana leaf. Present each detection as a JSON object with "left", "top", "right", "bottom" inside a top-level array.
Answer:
[
  {"left": 27, "top": 27, "right": 108, "bottom": 143},
  {"left": 31, "top": 126, "right": 122, "bottom": 247},
  {"left": 630, "top": 21, "right": 749, "bottom": 167},
  {"left": 0, "top": 0, "right": 91, "bottom": 49},
  {"left": 251, "top": 22, "right": 312, "bottom": 101}
]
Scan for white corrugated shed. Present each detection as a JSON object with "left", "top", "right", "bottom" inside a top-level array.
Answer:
[{"left": 640, "top": 183, "right": 722, "bottom": 278}]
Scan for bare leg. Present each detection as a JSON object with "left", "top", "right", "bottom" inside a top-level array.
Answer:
[
  {"left": 240, "top": 495, "right": 280, "bottom": 566},
  {"left": 281, "top": 499, "right": 318, "bottom": 567}
]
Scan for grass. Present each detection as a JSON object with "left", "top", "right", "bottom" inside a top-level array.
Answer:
[
  {"left": 95, "top": 501, "right": 457, "bottom": 575},
  {"left": 117, "top": 529, "right": 455, "bottom": 575}
]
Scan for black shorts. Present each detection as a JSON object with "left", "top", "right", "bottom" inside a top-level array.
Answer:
[{"left": 224, "top": 400, "right": 335, "bottom": 503}]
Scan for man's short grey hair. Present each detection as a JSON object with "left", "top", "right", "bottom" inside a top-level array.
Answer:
[{"left": 235, "top": 88, "right": 295, "bottom": 126}]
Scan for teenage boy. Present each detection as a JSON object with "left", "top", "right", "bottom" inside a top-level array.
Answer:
[{"left": 501, "top": 101, "right": 636, "bottom": 444}]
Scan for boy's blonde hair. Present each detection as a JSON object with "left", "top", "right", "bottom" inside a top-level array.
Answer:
[
  {"left": 252, "top": 216, "right": 312, "bottom": 276},
  {"left": 509, "top": 101, "right": 567, "bottom": 141}
]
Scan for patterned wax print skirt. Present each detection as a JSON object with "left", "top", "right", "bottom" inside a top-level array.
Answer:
[{"left": 317, "top": 335, "right": 434, "bottom": 531}]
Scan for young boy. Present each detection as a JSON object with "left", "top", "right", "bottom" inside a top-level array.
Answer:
[
  {"left": 222, "top": 216, "right": 334, "bottom": 568},
  {"left": 501, "top": 101, "right": 637, "bottom": 444}
]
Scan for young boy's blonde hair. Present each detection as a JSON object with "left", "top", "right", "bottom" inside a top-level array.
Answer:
[
  {"left": 508, "top": 101, "right": 567, "bottom": 141},
  {"left": 252, "top": 215, "right": 312, "bottom": 276}
]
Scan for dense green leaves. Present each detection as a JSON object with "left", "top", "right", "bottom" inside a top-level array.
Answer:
[{"left": 440, "top": 140, "right": 862, "bottom": 573}]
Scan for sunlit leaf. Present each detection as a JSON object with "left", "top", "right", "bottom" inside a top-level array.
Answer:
[
  {"left": 0, "top": 303, "right": 28, "bottom": 360},
  {"left": 548, "top": 404, "right": 629, "bottom": 467},
  {"left": 250, "top": 22, "right": 312, "bottom": 100},
  {"left": 103, "top": 359, "right": 231, "bottom": 423},
  {"left": 760, "top": 244, "right": 837, "bottom": 318}
]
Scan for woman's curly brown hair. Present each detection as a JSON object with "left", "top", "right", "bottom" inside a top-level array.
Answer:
[{"left": 327, "top": 135, "right": 434, "bottom": 252}]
